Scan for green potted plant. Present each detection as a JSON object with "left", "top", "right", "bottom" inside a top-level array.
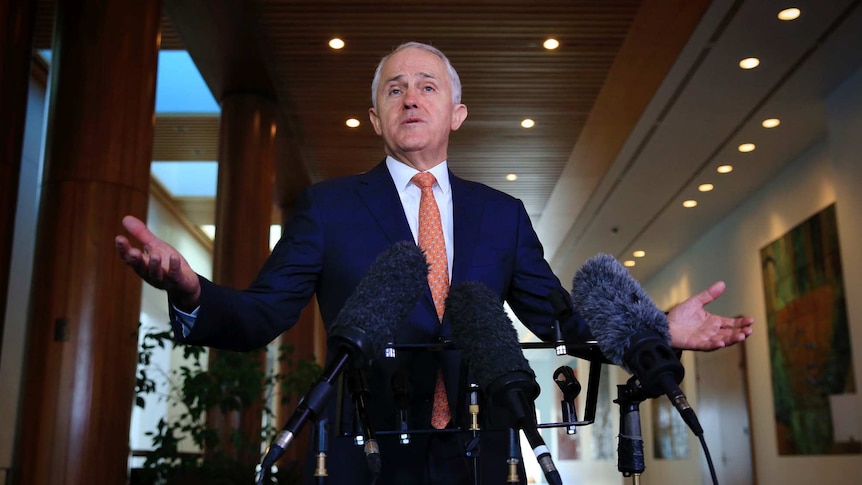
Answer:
[{"left": 134, "top": 325, "right": 321, "bottom": 484}]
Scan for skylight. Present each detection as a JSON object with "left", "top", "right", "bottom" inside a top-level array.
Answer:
[
  {"left": 155, "top": 51, "right": 219, "bottom": 114},
  {"left": 151, "top": 161, "right": 217, "bottom": 197}
]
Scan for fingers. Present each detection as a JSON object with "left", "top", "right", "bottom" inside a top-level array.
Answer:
[
  {"left": 122, "top": 215, "right": 158, "bottom": 247},
  {"left": 115, "top": 235, "right": 131, "bottom": 258},
  {"left": 167, "top": 254, "right": 182, "bottom": 280},
  {"left": 694, "top": 280, "right": 726, "bottom": 306},
  {"left": 147, "top": 251, "right": 164, "bottom": 282},
  {"left": 719, "top": 316, "right": 754, "bottom": 346}
]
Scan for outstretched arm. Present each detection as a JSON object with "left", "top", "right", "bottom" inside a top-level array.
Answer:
[
  {"left": 115, "top": 215, "right": 201, "bottom": 311},
  {"left": 667, "top": 280, "right": 754, "bottom": 351}
]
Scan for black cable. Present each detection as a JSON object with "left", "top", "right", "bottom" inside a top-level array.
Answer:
[{"left": 699, "top": 434, "right": 719, "bottom": 485}]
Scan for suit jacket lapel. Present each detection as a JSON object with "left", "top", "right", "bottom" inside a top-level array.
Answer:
[
  {"left": 444, "top": 172, "right": 484, "bottom": 417},
  {"left": 450, "top": 172, "right": 483, "bottom": 288},
  {"left": 355, "top": 161, "right": 414, "bottom": 244},
  {"left": 356, "top": 161, "right": 439, "bottom": 316}
]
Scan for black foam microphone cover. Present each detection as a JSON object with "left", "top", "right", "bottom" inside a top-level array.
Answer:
[
  {"left": 257, "top": 241, "right": 428, "bottom": 479},
  {"left": 570, "top": 253, "right": 671, "bottom": 370},
  {"left": 445, "top": 281, "right": 538, "bottom": 402},
  {"left": 447, "top": 282, "right": 563, "bottom": 485},
  {"left": 328, "top": 240, "right": 429, "bottom": 367},
  {"left": 571, "top": 253, "right": 702, "bottom": 436}
]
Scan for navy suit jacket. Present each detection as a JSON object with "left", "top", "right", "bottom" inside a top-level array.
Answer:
[{"left": 173, "top": 161, "right": 593, "bottom": 479}]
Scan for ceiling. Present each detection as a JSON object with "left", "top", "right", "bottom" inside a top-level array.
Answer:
[{"left": 34, "top": 0, "right": 862, "bottom": 283}]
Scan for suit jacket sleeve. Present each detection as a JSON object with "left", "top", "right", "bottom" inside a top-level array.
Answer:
[
  {"left": 449, "top": 176, "right": 593, "bottom": 346},
  {"left": 169, "top": 186, "right": 324, "bottom": 352},
  {"left": 502, "top": 199, "right": 594, "bottom": 345}
]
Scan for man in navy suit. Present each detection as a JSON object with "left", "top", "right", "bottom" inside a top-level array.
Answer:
[{"left": 117, "top": 42, "right": 753, "bottom": 484}]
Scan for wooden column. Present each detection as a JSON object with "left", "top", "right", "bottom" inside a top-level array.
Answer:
[
  {"left": 210, "top": 92, "right": 277, "bottom": 464},
  {"left": 0, "top": 0, "right": 36, "bottom": 355},
  {"left": 13, "top": 1, "right": 161, "bottom": 484},
  {"left": 273, "top": 112, "right": 312, "bottom": 222}
]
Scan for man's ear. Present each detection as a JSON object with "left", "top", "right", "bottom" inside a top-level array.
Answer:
[
  {"left": 450, "top": 104, "right": 468, "bottom": 131},
  {"left": 369, "top": 107, "right": 383, "bottom": 135}
]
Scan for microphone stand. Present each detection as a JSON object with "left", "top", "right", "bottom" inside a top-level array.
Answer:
[
  {"left": 553, "top": 366, "right": 581, "bottom": 436},
  {"left": 347, "top": 368, "right": 382, "bottom": 480},
  {"left": 314, "top": 418, "right": 329, "bottom": 484},
  {"left": 256, "top": 352, "right": 350, "bottom": 485},
  {"left": 506, "top": 428, "right": 520, "bottom": 484},
  {"left": 391, "top": 368, "right": 411, "bottom": 445},
  {"left": 464, "top": 382, "right": 482, "bottom": 485},
  {"left": 615, "top": 377, "right": 647, "bottom": 485}
]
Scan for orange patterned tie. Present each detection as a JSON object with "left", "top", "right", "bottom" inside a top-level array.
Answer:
[{"left": 412, "top": 172, "right": 451, "bottom": 429}]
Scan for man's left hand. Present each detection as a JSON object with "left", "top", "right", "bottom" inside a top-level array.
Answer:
[{"left": 667, "top": 281, "right": 754, "bottom": 351}]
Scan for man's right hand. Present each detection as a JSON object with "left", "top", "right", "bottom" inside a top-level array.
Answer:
[{"left": 115, "top": 215, "right": 202, "bottom": 311}]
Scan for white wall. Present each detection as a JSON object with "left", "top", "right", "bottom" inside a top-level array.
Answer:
[
  {"left": 129, "top": 199, "right": 213, "bottom": 459},
  {"left": 644, "top": 67, "right": 862, "bottom": 485}
]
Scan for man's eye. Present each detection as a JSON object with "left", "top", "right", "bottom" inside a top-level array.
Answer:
[
  {"left": 389, "top": 88, "right": 402, "bottom": 95},
  {"left": 423, "top": 86, "right": 435, "bottom": 92}
]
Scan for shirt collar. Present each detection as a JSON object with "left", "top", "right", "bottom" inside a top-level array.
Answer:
[{"left": 386, "top": 156, "right": 451, "bottom": 195}]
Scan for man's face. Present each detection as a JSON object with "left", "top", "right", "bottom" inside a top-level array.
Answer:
[{"left": 369, "top": 47, "right": 467, "bottom": 168}]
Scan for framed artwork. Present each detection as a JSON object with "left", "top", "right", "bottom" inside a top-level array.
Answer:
[
  {"left": 590, "top": 363, "right": 615, "bottom": 461},
  {"left": 760, "top": 204, "right": 859, "bottom": 455},
  {"left": 652, "top": 398, "right": 690, "bottom": 459}
]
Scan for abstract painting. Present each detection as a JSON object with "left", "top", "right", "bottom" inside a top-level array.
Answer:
[{"left": 760, "top": 204, "right": 859, "bottom": 455}]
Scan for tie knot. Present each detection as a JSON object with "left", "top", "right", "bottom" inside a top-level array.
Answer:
[{"left": 412, "top": 172, "right": 437, "bottom": 189}]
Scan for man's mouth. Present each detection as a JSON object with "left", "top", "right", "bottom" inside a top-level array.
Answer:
[{"left": 403, "top": 117, "right": 423, "bottom": 124}]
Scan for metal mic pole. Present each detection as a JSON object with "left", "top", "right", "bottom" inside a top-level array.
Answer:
[
  {"left": 347, "top": 368, "right": 381, "bottom": 478},
  {"left": 465, "top": 382, "right": 482, "bottom": 485},
  {"left": 314, "top": 418, "right": 328, "bottom": 484},
  {"left": 615, "top": 377, "right": 646, "bottom": 485},
  {"left": 506, "top": 428, "right": 520, "bottom": 484}
]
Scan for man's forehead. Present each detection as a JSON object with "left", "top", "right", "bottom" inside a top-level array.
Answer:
[
  {"left": 382, "top": 48, "right": 447, "bottom": 79},
  {"left": 384, "top": 71, "right": 439, "bottom": 84}
]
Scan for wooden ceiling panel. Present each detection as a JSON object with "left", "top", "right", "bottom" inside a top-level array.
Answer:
[
  {"left": 245, "top": 0, "right": 642, "bottom": 212},
  {"left": 152, "top": 115, "right": 220, "bottom": 161},
  {"left": 32, "top": 0, "right": 647, "bottom": 229}
]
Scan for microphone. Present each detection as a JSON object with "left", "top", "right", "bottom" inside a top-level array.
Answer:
[
  {"left": 257, "top": 241, "right": 428, "bottom": 478},
  {"left": 547, "top": 287, "right": 574, "bottom": 355},
  {"left": 615, "top": 377, "right": 646, "bottom": 478},
  {"left": 447, "top": 281, "right": 563, "bottom": 485},
  {"left": 570, "top": 253, "right": 703, "bottom": 436}
]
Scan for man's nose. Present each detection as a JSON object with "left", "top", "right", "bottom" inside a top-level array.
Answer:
[{"left": 402, "top": 89, "right": 419, "bottom": 109}]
